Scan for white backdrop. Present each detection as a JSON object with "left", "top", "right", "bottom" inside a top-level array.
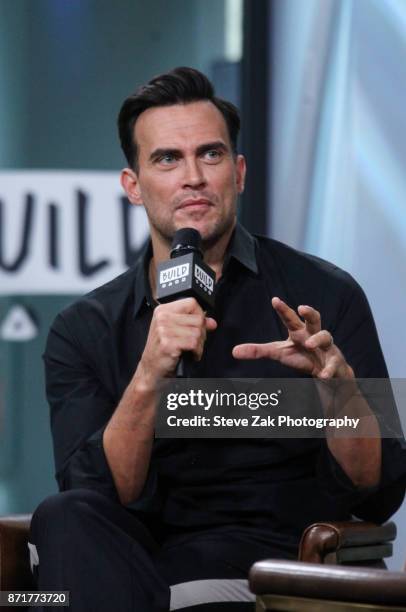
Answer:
[
  {"left": 269, "top": 0, "right": 406, "bottom": 569},
  {"left": 0, "top": 171, "right": 149, "bottom": 294}
]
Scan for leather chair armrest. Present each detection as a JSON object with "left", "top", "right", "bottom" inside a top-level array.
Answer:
[
  {"left": 249, "top": 560, "right": 406, "bottom": 607},
  {"left": 0, "top": 514, "right": 33, "bottom": 590},
  {"left": 299, "top": 521, "right": 396, "bottom": 564}
]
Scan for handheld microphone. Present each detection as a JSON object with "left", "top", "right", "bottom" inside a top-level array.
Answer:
[{"left": 156, "top": 228, "right": 216, "bottom": 377}]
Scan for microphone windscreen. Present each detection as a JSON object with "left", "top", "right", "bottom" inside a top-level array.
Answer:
[{"left": 171, "top": 228, "right": 202, "bottom": 254}]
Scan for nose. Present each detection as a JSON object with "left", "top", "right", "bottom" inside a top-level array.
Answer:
[{"left": 182, "top": 158, "right": 206, "bottom": 189}]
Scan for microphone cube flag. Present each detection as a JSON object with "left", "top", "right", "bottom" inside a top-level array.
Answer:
[{"left": 156, "top": 252, "right": 215, "bottom": 309}]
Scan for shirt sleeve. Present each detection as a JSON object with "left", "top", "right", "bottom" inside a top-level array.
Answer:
[
  {"left": 317, "top": 439, "right": 406, "bottom": 523},
  {"left": 315, "top": 272, "right": 406, "bottom": 521},
  {"left": 43, "top": 311, "right": 120, "bottom": 500}
]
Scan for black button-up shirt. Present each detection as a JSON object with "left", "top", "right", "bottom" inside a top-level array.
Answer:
[{"left": 44, "top": 223, "right": 406, "bottom": 547}]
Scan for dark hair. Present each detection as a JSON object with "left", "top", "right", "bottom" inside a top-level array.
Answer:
[{"left": 117, "top": 66, "right": 240, "bottom": 170}]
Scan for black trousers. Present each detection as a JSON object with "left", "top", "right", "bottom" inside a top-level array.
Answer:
[{"left": 29, "top": 489, "right": 295, "bottom": 611}]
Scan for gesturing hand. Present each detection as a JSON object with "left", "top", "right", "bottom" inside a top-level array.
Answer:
[{"left": 232, "top": 297, "right": 354, "bottom": 379}]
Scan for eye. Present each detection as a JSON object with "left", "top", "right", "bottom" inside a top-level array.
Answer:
[
  {"left": 203, "top": 149, "right": 222, "bottom": 163},
  {"left": 157, "top": 153, "right": 178, "bottom": 165}
]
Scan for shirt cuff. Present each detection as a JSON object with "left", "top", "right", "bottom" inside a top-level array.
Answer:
[
  {"left": 56, "top": 427, "right": 119, "bottom": 501},
  {"left": 316, "top": 441, "right": 378, "bottom": 505}
]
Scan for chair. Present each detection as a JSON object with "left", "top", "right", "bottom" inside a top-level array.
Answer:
[
  {"left": 298, "top": 520, "right": 396, "bottom": 566},
  {"left": 0, "top": 514, "right": 397, "bottom": 611},
  {"left": 250, "top": 520, "right": 402, "bottom": 611},
  {"left": 249, "top": 560, "right": 406, "bottom": 611},
  {"left": 0, "top": 515, "right": 34, "bottom": 611}
]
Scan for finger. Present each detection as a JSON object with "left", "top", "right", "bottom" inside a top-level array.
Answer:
[
  {"left": 169, "top": 327, "right": 207, "bottom": 359},
  {"left": 318, "top": 355, "right": 341, "bottom": 379},
  {"left": 188, "top": 328, "right": 208, "bottom": 361},
  {"left": 205, "top": 317, "right": 218, "bottom": 331},
  {"left": 180, "top": 318, "right": 217, "bottom": 358},
  {"left": 232, "top": 341, "right": 286, "bottom": 360},
  {"left": 177, "top": 297, "right": 203, "bottom": 313},
  {"left": 156, "top": 298, "right": 203, "bottom": 315},
  {"left": 298, "top": 305, "right": 321, "bottom": 335},
  {"left": 272, "top": 297, "right": 304, "bottom": 332},
  {"left": 154, "top": 309, "right": 206, "bottom": 333},
  {"left": 166, "top": 314, "right": 217, "bottom": 333},
  {"left": 176, "top": 313, "right": 209, "bottom": 329},
  {"left": 305, "top": 330, "right": 333, "bottom": 351}
]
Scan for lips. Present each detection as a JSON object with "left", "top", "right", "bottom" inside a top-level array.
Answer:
[{"left": 178, "top": 198, "right": 213, "bottom": 209}]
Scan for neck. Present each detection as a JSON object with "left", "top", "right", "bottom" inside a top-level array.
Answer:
[{"left": 201, "top": 226, "right": 235, "bottom": 281}]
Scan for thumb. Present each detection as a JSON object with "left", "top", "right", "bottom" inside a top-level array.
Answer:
[
  {"left": 205, "top": 317, "right": 218, "bottom": 331},
  {"left": 232, "top": 343, "right": 273, "bottom": 360}
]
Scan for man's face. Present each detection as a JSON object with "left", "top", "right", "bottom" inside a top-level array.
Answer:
[{"left": 122, "top": 100, "right": 246, "bottom": 248}]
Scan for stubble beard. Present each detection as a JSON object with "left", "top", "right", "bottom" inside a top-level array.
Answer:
[{"left": 148, "top": 201, "right": 237, "bottom": 252}]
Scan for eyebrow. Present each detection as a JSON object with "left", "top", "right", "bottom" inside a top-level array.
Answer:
[{"left": 149, "top": 141, "right": 228, "bottom": 162}]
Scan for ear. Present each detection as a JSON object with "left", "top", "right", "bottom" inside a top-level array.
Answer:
[
  {"left": 120, "top": 168, "right": 143, "bottom": 205},
  {"left": 235, "top": 154, "right": 246, "bottom": 194}
]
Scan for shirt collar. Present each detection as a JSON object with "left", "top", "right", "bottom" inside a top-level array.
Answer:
[
  {"left": 133, "top": 222, "right": 258, "bottom": 318},
  {"left": 225, "top": 222, "right": 258, "bottom": 275},
  {"left": 133, "top": 240, "right": 154, "bottom": 318}
]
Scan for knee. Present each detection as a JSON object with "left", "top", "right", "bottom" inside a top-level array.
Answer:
[{"left": 30, "top": 488, "right": 110, "bottom": 540}]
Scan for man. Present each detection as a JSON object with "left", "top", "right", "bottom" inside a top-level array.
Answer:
[{"left": 30, "top": 67, "right": 406, "bottom": 612}]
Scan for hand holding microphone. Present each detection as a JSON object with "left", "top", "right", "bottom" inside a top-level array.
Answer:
[
  {"left": 137, "top": 229, "right": 217, "bottom": 384},
  {"left": 156, "top": 228, "right": 216, "bottom": 377}
]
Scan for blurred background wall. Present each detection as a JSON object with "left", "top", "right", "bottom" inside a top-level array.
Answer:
[
  {"left": 1, "top": 0, "right": 405, "bottom": 569},
  {"left": 269, "top": 0, "right": 406, "bottom": 569},
  {"left": 0, "top": 0, "right": 241, "bottom": 515}
]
